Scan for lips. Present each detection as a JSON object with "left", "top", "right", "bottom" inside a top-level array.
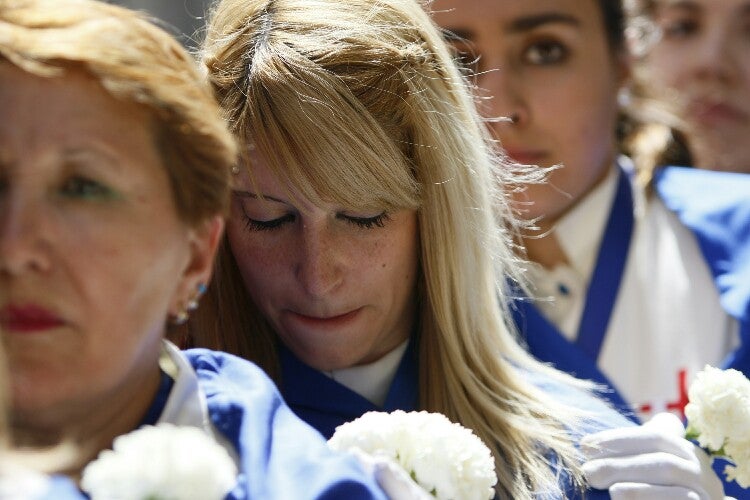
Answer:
[
  {"left": 0, "top": 304, "right": 65, "bottom": 333},
  {"left": 284, "top": 308, "right": 363, "bottom": 330},
  {"left": 503, "top": 147, "right": 547, "bottom": 166},
  {"left": 689, "top": 99, "right": 748, "bottom": 126}
]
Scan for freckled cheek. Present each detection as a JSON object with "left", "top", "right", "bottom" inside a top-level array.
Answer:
[{"left": 232, "top": 238, "right": 297, "bottom": 298}]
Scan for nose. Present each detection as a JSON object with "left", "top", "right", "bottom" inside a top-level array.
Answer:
[
  {"left": 295, "top": 221, "right": 343, "bottom": 298},
  {"left": 0, "top": 197, "right": 52, "bottom": 276},
  {"left": 478, "top": 61, "right": 529, "bottom": 136}
]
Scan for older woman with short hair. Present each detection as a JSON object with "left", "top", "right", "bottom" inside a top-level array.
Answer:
[{"left": 0, "top": 1, "right": 387, "bottom": 498}]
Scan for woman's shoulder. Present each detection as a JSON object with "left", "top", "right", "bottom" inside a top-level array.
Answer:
[
  {"left": 654, "top": 166, "right": 750, "bottom": 223},
  {"left": 652, "top": 166, "right": 750, "bottom": 321},
  {"left": 0, "top": 467, "right": 83, "bottom": 500},
  {"left": 182, "top": 348, "right": 276, "bottom": 388},
  {"left": 181, "top": 348, "right": 387, "bottom": 500}
]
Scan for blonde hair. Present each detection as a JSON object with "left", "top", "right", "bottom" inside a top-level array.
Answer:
[
  {"left": 192, "top": 0, "right": 601, "bottom": 496},
  {"left": 0, "top": 0, "right": 237, "bottom": 225}
]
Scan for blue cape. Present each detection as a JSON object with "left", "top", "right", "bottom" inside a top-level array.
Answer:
[{"left": 280, "top": 342, "right": 630, "bottom": 499}]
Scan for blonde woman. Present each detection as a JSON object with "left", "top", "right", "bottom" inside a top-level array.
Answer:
[{"left": 181, "top": 0, "right": 652, "bottom": 498}]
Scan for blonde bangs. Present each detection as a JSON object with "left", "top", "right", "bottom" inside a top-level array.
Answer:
[{"left": 234, "top": 23, "right": 421, "bottom": 211}]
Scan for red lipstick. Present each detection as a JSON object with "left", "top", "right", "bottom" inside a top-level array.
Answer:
[{"left": 0, "top": 304, "right": 64, "bottom": 333}]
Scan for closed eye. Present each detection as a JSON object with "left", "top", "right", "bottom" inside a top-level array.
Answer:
[
  {"left": 243, "top": 213, "right": 295, "bottom": 231},
  {"left": 338, "top": 212, "right": 391, "bottom": 229}
]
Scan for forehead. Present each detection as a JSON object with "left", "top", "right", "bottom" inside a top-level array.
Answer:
[
  {"left": 654, "top": 0, "right": 750, "bottom": 11},
  {"left": 654, "top": 0, "right": 750, "bottom": 18},
  {"left": 432, "top": 0, "right": 602, "bottom": 36},
  {"left": 0, "top": 63, "right": 164, "bottom": 181},
  {"left": 0, "top": 63, "right": 153, "bottom": 150}
]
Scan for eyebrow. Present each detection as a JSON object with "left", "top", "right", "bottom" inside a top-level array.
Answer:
[
  {"left": 62, "top": 146, "right": 125, "bottom": 172},
  {"left": 506, "top": 12, "right": 581, "bottom": 33},
  {"left": 443, "top": 12, "right": 581, "bottom": 42},
  {"left": 658, "top": 0, "right": 750, "bottom": 14},
  {"left": 232, "top": 190, "right": 288, "bottom": 204},
  {"left": 655, "top": 0, "right": 701, "bottom": 12}
]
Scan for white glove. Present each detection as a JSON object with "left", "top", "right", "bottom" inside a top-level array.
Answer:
[
  {"left": 348, "top": 448, "right": 432, "bottom": 500},
  {"left": 580, "top": 412, "right": 729, "bottom": 500}
]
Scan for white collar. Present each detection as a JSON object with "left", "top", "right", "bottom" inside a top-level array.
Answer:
[
  {"left": 326, "top": 340, "right": 409, "bottom": 407},
  {"left": 157, "top": 341, "right": 239, "bottom": 464},
  {"left": 553, "top": 162, "right": 621, "bottom": 279},
  {"left": 157, "top": 341, "right": 213, "bottom": 432}
]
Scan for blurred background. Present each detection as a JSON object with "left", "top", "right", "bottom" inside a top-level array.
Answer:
[{"left": 109, "top": 0, "right": 214, "bottom": 48}]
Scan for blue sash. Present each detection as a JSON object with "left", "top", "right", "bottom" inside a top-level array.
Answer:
[
  {"left": 511, "top": 166, "right": 636, "bottom": 418},
  {"left": 279, "top": 340, "right": 419, "bottom": 439},
  {"left": 577, "top": 167, "right": 635, "bottom": 359}
]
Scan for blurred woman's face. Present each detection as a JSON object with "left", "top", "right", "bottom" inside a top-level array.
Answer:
[
  {"left": 0, "top": 66, "right": 205, "bottom": 424},
  {"left": 432, "top": 0, "right": 627, "bottom": 228},
  {"left": 227, "top": 154, "right": 420, "bottom": 372},
  {"left": 641, "top": 0, "right": 750, "bottom": 172}
]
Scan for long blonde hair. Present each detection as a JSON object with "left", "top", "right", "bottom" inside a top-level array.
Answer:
[{"left": 192, "top": 0, "right": 600, "bottom": 496}]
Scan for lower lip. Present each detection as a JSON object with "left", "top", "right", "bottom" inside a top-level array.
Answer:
[
  {"left": 285, "top": 308, "right": 363, "bottom": 330},
  {"left": 1, "top": 319, "right": 64, "bottom": 333},
  {"left": 505, "top": 151, "right": 547, "bottom": 165},
  {"left": 690, "top": 103, "right": 747, "bottom": 126}
]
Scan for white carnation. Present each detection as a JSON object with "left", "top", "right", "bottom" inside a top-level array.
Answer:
[
  {"left": 328, "top": 410, "right": 496, "bottom": 500},
  {"left": 685, "top": 365, "right": 750, "bottom": 489},
  {"left": 81, "top": 424, "right": 237, "bottom": 500},
  {"left": 724, "top": 440, "right": 750, "bottom": 488}
]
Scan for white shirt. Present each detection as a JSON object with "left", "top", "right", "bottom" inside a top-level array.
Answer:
[
  {"left": 526, "top": 165, "right": 620, "bottom": 340},
  {"left": 326, "top": 340, "right": 409, "bottom": 407},
  {"left": 528, "top": 160, "right": 738, "bottom": 421}
]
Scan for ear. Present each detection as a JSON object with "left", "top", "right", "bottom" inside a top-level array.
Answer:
[{"left": 171, "top": 216, "right": 224, "bottom": 316}]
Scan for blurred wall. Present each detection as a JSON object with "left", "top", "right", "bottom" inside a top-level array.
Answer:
[{"left": 109, "top": 0, "right": 214, "bottom": 48}]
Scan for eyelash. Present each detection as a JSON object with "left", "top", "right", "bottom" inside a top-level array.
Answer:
[
  {"left": 60, "top": 175, "right": 115, "bottom": 200},
  {"left": 242, "top": 212, "right": 391, "bottom": 232}
]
